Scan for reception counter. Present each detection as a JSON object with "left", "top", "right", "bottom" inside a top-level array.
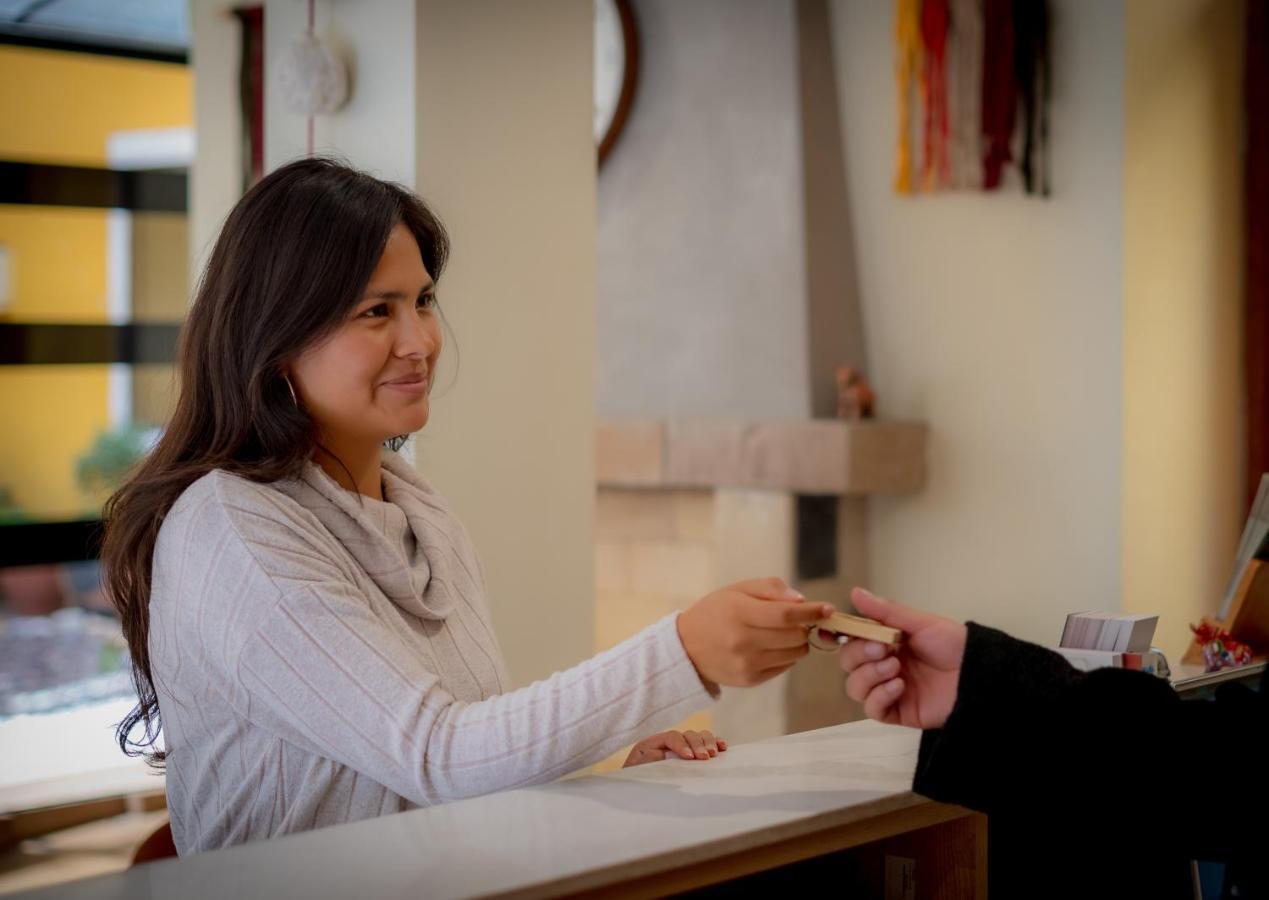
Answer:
[{"left": 19, "top": 720, "right": 984, "bottom": 899}]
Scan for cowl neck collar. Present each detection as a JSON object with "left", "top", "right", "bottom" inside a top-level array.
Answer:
[{"left": 276, "top": 449, "right": 460, "bottom": 620}]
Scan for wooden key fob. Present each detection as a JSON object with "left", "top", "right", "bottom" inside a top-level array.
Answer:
[{"left": 816, "top": 611, "right": 902, "bottom": 647}]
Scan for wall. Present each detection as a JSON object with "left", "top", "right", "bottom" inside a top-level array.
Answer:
[
  {"left": 413, "top": 0, "right": 597, "bottom": 685},
  {"left": 190, "top": 0, "right": 242, "bottom": 270},
  {"left": 830, "top": 0, "right": 1127, "bottom": 646},
  {"left": 1122, "top": 0, "right": 1244, "bottom": 658},
  {"left": 264, "top": 0, "right": 417, "bottom": 185},
  {"left": 597, "top": 0, "right": 810, "bottom": 419}
]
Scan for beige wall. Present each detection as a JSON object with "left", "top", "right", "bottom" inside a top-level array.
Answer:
[
  {"left": 192, "top": 0, "right": 597, "bottom": 686},
  {"left": 1123, "top": 0, "right": 1245, "bottom": 659},
  {"left": 414, "top": 0, "right": 597, "bottom": 685},
  {"left": 190, "top": 0, "right": 242, "bottom": 273},
  {"left": 830, "top": 0, "right": 1127, "bottom": 646}
]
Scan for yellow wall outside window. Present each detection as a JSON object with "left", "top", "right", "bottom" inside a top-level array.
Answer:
[
  {"left": 0, "top": 45, "right": 190, "bottom": 167},
  {"left": 0, "top": 207, "right": 107, "bottom": 322},
  {"left": 0, "top": 46, "right": 190, "bottom": 521}
]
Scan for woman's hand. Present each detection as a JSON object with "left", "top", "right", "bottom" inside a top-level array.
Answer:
[
  {"left": 623, "top": 730, "right": 728, "bottom": 767},
  {"left": 677, "top": 578, "right": 832, "bottom": 688},
  {"left": 837, "top": 588, "right": 967, "bottom": 730}
]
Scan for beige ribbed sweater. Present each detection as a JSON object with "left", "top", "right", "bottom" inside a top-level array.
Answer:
[{"left": 149, "top": 450, "right": 714, "bottom": 855}]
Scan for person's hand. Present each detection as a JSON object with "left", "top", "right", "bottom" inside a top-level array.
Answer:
[
  {"left": 622, "top": 729, "right": 728, "bottom": 767},
  {"left": 837, "top": 587, "right": 967, "bottom": 730},
  {"left": 677, "top": 578, "right": 832, "bottom": 688}
]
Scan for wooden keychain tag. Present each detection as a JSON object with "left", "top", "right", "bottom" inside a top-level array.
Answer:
[{"left": 816, "top": 611, "right": 902, "bottom": 647}]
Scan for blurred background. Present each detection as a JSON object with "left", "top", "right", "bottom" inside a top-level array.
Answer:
[{"left": 0, "top": 0, "right": 1263, "bottom": 892}]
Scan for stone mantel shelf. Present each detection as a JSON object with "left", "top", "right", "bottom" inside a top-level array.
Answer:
[{"left": 597, "top": 419, "right": 927, "bottom": 496}]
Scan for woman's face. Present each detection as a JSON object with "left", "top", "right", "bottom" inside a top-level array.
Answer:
[{"left": 289, "top": 223, "right": 442, "bottom": 447}]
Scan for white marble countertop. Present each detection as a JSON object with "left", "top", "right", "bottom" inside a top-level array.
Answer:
[{"left": 18, "top": 720, "right": 925, "bottom": 900}]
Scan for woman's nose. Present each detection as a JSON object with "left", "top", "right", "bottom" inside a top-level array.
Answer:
[{"left": 393, "top": 308, "right": 437, "bottom": 358}]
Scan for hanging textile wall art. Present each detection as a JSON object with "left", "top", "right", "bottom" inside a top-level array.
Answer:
[{"left": 894, "top": 0, "right": 1050, "bottom": 196}]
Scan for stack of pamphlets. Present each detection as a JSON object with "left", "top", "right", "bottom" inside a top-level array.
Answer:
[{"left": 1055, "top": 611, "right": 1166, "bottom": 676}]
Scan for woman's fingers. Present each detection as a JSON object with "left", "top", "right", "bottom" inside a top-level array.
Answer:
[
  {"left": 625, "top": 730, "right": 729, "bottom": 766},
  {"left": 732, "top": 577, "right": 803, "bottom": 602},
  {"left": 757, "top": 661, "right": 797, "bottom": 681},
  {"left": 845, "top": 655, "right": 901, "bottom": 704},
  {"left": 757, "top": 626, "right": 815, "bottom": 650},
  {"left": 762, "top": 643, "right": 811, "bottom": 668},
  {"left": 681, "top": 730, "right": 710, "bottom": 759},
  {"left": 699, "top": 730, "right": 720, "bottom": 755},
  {"left": 660, "top": 730, "right": 695, "bottom": 760},
  {"left": 744, "top": 598, "right": 835, "bottom": 629}
]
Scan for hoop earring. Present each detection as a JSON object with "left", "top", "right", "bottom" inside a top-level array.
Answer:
[{"left": 283, "top": 375, "right": 299, "bottom": 408}]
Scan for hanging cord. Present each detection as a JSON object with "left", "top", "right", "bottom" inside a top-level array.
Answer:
[{"left": 306, "top": 0, "right": 315, "bottom": 157}]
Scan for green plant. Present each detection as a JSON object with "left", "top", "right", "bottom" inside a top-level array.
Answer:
[
  {"left": 0, "top": 485, "right": 27, "bottom": 524},
  {"left": 76, "top": 423, "right": 158, "bottom": 499}
]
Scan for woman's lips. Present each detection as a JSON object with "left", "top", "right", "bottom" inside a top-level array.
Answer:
[{"left": 381, "top": 373, "right": 429, "bottom": 394}]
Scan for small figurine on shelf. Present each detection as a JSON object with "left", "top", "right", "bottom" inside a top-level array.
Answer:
[
  {"left": 835, "top": 365, "right": 876, "bottom": 420},
  {"left": 1190, "top": 620, "right": 1255, "bottom": 673}
]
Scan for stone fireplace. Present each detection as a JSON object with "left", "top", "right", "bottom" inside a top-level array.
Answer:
[{"left": 594, "top": 418, "right": 927, "bottom": 756}]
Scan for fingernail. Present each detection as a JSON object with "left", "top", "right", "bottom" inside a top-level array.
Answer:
[
  {"left": 880, "top": 657, "right": 899, "bottom": 676},
  {"left": 855, "top": 587, "right": 880, "bottom": 602},
  {"left": 820, "top": 605, "right": 835, "bottom": 618},
  {"left": 785, "top": 588, "right": 806, "bottom": 601},
  {"left": 864, "top": 641, "right": 885, "bottom": 659},
  {"left": 680, "top": 752, "right": 694, "bottom": 759},
  {"left": 886, "top": 679, "right": 903, "bottom": 695}
]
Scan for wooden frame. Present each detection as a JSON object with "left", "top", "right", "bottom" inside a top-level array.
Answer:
[
  {"left": 1183, "top": 558, "right": 1269, "bottom": 664},
  {"left": 597, "top": 0, "right": 639, "bottom": 167},
  {"left": 1224, "top": 559, "right": 1269, "bottom": 649},
  {"left": 0, "top": 791, "right": 165, "bottom": 851},
  {"left": 548, "top": 804, "right": 986, "bottom": 899}
]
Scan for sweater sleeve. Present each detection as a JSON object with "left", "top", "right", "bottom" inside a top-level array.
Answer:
[
  {"left": 914, "top": 623, "right": 1268, "bottom": 862},
  {"left": 212, "top": 495, "right": 715, "bottom": 806}
]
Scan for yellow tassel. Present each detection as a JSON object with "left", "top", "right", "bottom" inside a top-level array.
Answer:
[{"left": 894, "top": 0, "right": 922, "bottom": 194}]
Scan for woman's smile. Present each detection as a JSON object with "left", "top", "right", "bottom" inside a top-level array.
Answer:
[{"left": 381, "top": 370, "right": 429, "bottom": 395}]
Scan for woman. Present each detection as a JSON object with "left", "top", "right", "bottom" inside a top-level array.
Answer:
[
  {"left": 838, "top": 587, "right": 1267, "bottom": 898},
  {"left": 103, "top": 158, "right": 831, "bottom": 855}
]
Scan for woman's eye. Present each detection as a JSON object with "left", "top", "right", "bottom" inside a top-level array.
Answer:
[
  {"left": 417, "top": 293, "right": 436, "bottom": 310},
  {"left": 361, "top": 303, "right": 389, "bottom": 319}
]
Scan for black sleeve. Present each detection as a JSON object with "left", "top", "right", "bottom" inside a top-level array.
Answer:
[{"left": 914, "top": 622, "right": 1267, "bottom": 863}]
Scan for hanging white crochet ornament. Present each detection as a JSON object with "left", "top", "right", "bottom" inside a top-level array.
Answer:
[{"left": 278, "top": 33, "right": 348, "bottom": 116}]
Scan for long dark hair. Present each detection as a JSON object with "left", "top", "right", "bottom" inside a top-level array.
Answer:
[{"left": 102, "top": 157, "right": 449, "bottom": 762}]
